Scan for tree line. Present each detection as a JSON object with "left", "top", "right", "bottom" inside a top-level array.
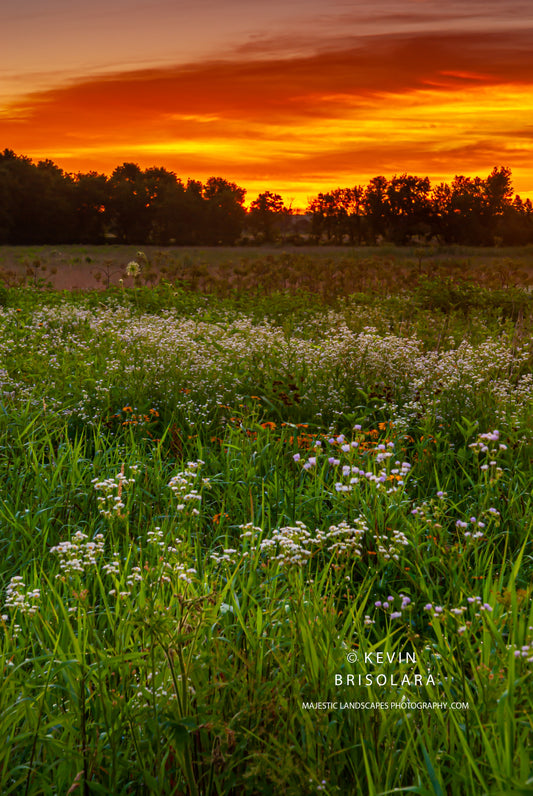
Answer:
[
  {"left": 1, "top": 149, "right": 532, "bottom": 246},
  {"left": 307, "top": 170, "right": 533, "bottom": 246}
]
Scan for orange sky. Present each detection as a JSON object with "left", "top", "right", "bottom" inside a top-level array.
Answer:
[{"left": 2, "top": 1, "right": 533, "bottom": 208}]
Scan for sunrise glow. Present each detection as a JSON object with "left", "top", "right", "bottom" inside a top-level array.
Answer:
[{"left": 2, "top": 1, "right": 533, "bottom": 207}]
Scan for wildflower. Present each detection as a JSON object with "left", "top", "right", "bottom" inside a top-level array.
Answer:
[
  {"left": 4, "top": 577, "right": 41, "bottom": 616},
  {"left": 92, "top": 467, "right": 134, "bottom": 519},
  {"left": 125, "top": 260, "right": 141, "bottom": 277}
]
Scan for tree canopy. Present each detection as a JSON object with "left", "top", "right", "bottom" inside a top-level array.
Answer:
[{"left": 0, "top": 151, "right": 530, "bottom": 246}]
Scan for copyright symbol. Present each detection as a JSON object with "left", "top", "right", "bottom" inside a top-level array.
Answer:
[{"left": 347, "top": 652, "right": 358, "bottom": 663}]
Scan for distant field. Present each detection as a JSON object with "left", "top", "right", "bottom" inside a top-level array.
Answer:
[{"left": 1, "top": 243, "right": 533, "bottom": 293}]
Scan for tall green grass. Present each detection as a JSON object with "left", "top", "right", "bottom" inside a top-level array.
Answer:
[{"left": 1, "top": 282, "right": 532, "bottom": 794}]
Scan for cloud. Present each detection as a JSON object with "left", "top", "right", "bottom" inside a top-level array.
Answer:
[
  {"left": 4, "top": 28, "right": 533, "bottom": 121},
  {"left": 2, "top": 27, "right": 533, "bottom": 203}
]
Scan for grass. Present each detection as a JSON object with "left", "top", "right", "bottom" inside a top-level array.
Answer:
[{"left": 0, "top": 252, "right": 532, "bottom": 794}]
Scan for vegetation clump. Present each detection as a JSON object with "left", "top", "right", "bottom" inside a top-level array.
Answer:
[{"left": 0, "top": 265, "right": 532, "bottom": 794}]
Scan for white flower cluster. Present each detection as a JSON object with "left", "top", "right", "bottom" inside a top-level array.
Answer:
[
  {"left": 167, "top": 460, "right": 209, "bottom": 515},
  {"left": 374, "top": 528, "right": 410, "bottom": 561},
  {"left": 333, "top": 457, "right": 411, "bottom": 495},
  {"left": 102, "top": 551, "right": 121, "bottom": 576},
  {"left": 469, "top": 429, "right": 502, "bottom": 451},
  {"left": 316, "top": 519, "right": 367, "bottom": 556},
  {"left": 210, "top": 548, "right": 239, "bottom": 565},
  {"left": 4, "top": 576, "right": 40, "bottom": 616},
  {"left": 146, "top": 526, "right": 182, "bottom": 555},
  {"left": 8, "top": 302, "right": 533, "bottom": 432},
  {"left": 159, "top": 560, "right": 197, "bottom": 585},
  {"left": 259, "top": 521, "right": 313, "bottom": 566},
  {"left": 469, "top": 429, "right": 506, "bottom": 477},
  {"left": 92, "top": 467, "right": 136, "bottom": 518},
  {"left": 102, "top": 526, "right": 196, "bottom": 594},
  {"left": 249, "top": 518, "right": 371, "bottom": 567},
  {"left": 131, "top": 670, "right": 195, "bottom": 710},
  {"left": 229, "top": 517, "right": 410, "bottom": 569},
  {"left": 50, "top": 531, "right": 105, "bottom": 578},
  {"left": 125, "top": 260, "right": 142, "bottom": 278},
  {"left": 238, "top": 522, "right": 263, "bottom": 539}
]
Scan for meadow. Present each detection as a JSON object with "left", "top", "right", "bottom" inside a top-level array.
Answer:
[{"left": 0, "top": 247, "right": 532, "bottom": 795}]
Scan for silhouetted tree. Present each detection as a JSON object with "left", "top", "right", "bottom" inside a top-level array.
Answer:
[
  {"left": 203, "top": 177, "right": 246, "bottom": 244},
  {"left": 339, "top": 186, "right": 365, "bottom": 245},
  {"left": 249, "top": 191, "right": 288, "bottom": 242},
  {"left": 0, "top": 149, "right": 529, "bottom": 246},
  {"left": 143, "top": 167, "right": 183, "bottom": 245},
  {"left": 0, "top": 152, "right": 76, "bottom": 243},
  {"left": 107, "top": 163, "right": 151, "bottom": 243},
  {"left": 73, "top": 171, "right": 108, "bottom": 243},
  {"left": 176, "top": 180, "right": 205, "bottom": 244},
  {"left": 35, "top": 160, "right": 77, "bottom": 242},
  {"left": 495, "top": 194, "right": 533, "bottom": 245},
  {"left": 307, "top": 193, "right": 345, "bottom": 243},
  {"left": 485, "top": 166, "right": 513, "bottom": 216},
  {"left": 362, "top": 176, "right": 390, "bottom": 243},
  {"left": 0, "top": 150, "right": 21, "bottom": 241},
  {"left": 386, "top": 174, "right": 432, "bottom": 244}
]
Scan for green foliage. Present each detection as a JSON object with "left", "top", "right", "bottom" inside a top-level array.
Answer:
[
  {"left": 1, "top": 283, "right": 532, "bottom": 794},
  {"left": 415, "top": 277, "right": 533, "bottom": 320}
]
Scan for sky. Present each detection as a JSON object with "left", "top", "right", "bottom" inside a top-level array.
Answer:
[{"left": 2, "top": 0, "right": 533, "bottom": 208}]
